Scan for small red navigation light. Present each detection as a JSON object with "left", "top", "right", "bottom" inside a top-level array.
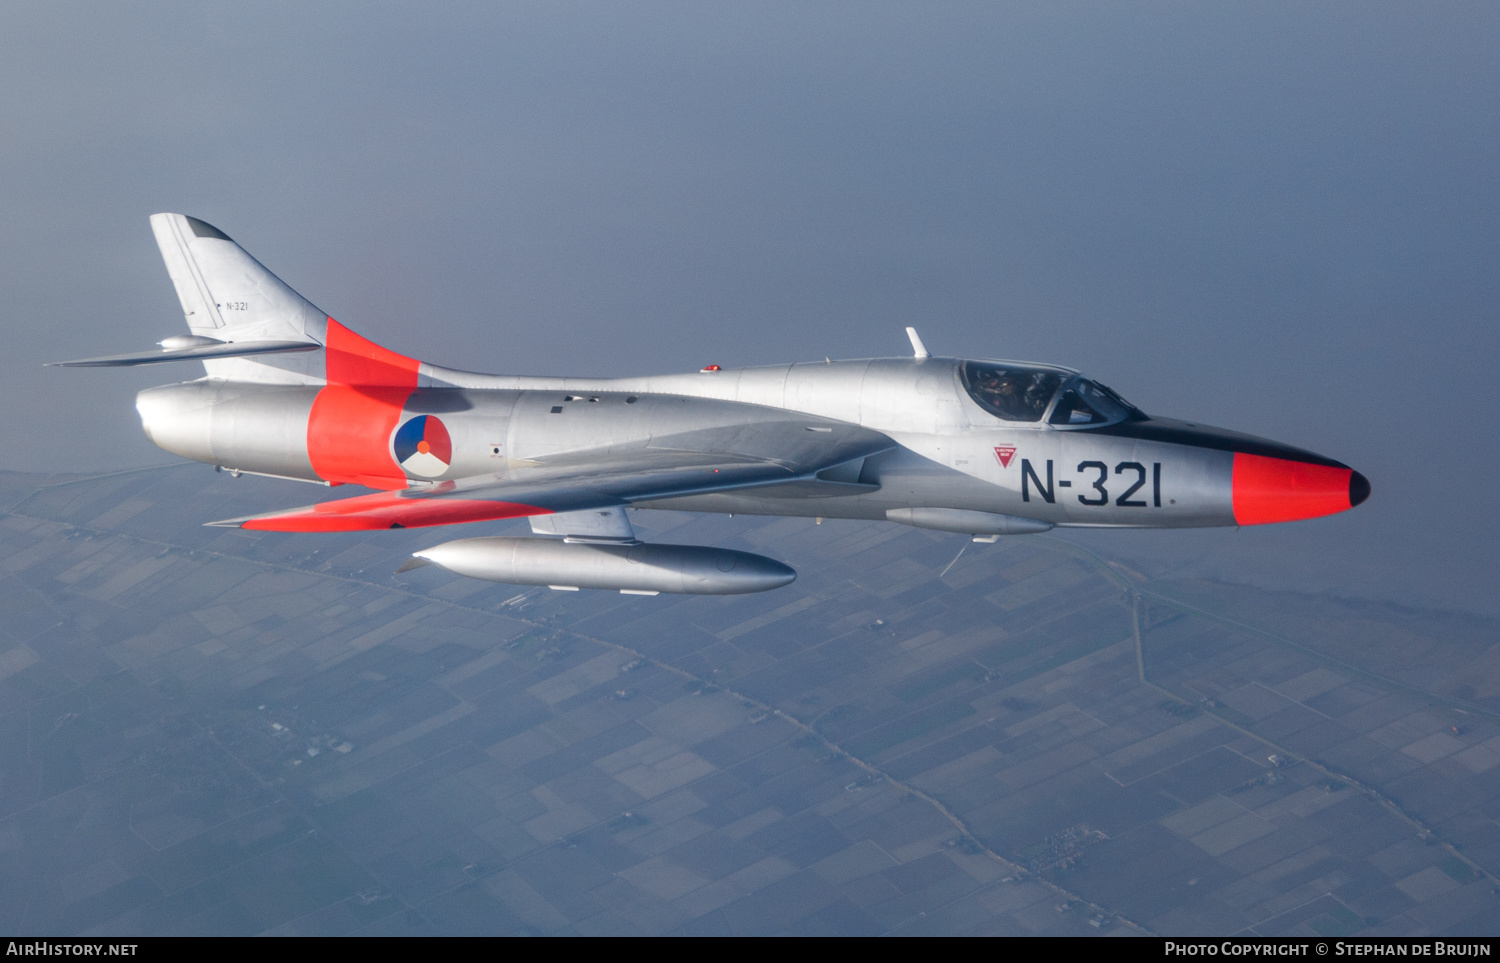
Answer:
[{"left": 700, "top": 365, "right": 721, "bottom": 372}]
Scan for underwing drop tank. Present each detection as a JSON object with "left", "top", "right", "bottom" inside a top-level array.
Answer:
[{"left": 403, "top": 537, "right": 797, "bottom": 595}]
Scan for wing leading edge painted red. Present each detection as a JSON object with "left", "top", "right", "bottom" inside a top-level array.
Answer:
[
  {"left": 210, "top": 458, "right": 814, "bottom": 533},
  {"left": 227, "top": 489, "right": 553, "bottom": 532}
]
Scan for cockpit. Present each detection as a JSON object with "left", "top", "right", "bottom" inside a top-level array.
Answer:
[{"left": 960, "top": 361, "right": 1143, "bottom": 428}]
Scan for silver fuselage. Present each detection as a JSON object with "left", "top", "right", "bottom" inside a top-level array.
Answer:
[{"left": 137, "top": 356, "right": 1240, "bottom": 529}]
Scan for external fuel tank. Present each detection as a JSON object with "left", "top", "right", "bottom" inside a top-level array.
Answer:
[{"left": 406, "top": 537, "right": 796, "bottom": 595}]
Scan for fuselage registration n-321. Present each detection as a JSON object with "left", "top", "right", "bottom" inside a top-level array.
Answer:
[{"left": 53, "top": 215, "right": 1370, "bottom": 595}]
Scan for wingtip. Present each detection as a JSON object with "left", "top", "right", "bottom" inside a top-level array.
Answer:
[
  {"left": 203, "top": 517, "right": 250, "bottom": 528},
  {"left": 395, "top": 556, "right": 432, "bottom": 573}
]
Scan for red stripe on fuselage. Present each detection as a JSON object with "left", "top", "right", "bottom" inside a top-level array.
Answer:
[
  {"left": 1231, "top": 453, "right": 1353, "bottom": 525},
  {"left": 307, "top": 319, "right": 422, "bottom": 489}
]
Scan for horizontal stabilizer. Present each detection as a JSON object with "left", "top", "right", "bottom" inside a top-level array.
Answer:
[{"left": 49, "top": 340, "right": 319, "bottom": 368}]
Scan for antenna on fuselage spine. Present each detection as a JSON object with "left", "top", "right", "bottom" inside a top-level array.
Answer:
[{"left": 905, "top": 327, "right": 930, "bottom": 359}]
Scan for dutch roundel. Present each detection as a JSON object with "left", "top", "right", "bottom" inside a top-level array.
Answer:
[{"left": 393, "top": 415, "right": 453, "bottom": 478}]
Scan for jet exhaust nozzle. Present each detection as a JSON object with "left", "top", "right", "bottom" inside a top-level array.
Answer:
[{"left": 405, "top": 537, "right": 797, "bottom": 595}]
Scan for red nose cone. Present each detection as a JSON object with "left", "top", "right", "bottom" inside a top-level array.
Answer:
[{"left": 1232, "top": 453, "right": 1368, "bottom": 525}]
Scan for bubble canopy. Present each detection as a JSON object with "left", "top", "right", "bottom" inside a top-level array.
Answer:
[{"left": 960, "top": 361, "right": 1142, "bottom": 427}]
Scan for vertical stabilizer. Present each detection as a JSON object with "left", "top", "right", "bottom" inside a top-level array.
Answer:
[{"left": 150, "top": 213, "right": 331, "bottom": 383}]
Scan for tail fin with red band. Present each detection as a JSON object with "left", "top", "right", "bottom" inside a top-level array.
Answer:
[{"left": 152, "top": 213, "right": 426, "bottom": 488}]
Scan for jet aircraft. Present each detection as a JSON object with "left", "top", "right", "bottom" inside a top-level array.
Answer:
[{"left": 53, "top": 214, "right": 1370, "bottom": 595}]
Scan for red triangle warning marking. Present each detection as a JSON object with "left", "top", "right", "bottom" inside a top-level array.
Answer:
[{"left": 994, "top": 446, "right": 1016, "bottom": 468}]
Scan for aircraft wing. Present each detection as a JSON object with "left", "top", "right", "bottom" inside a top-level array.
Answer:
[
  {"left": 49, "top": 340, "right": 320, "bottom": 367},
  {"left": 211, "top": 420, "right": 893, "bottom": 532}
]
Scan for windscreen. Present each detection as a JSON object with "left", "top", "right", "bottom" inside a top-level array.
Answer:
[
  {"left": 961, "top": 362, "right": 1063, "bottom": 422},
  {"left": 1049, "top": 378, "right": 1142, "bottom": 426}
]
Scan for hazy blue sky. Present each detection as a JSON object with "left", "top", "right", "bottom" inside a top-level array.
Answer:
[{"left": 3, "top": 2, "right": 1496, "bottom": 613}]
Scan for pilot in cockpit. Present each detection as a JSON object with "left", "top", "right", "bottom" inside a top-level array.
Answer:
[
  {"left": 963, "top": 364, "right": 1062, "bottom": 422},
  {"left": 962, "top": 362, "right": 1142, "bottom": 426}
]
